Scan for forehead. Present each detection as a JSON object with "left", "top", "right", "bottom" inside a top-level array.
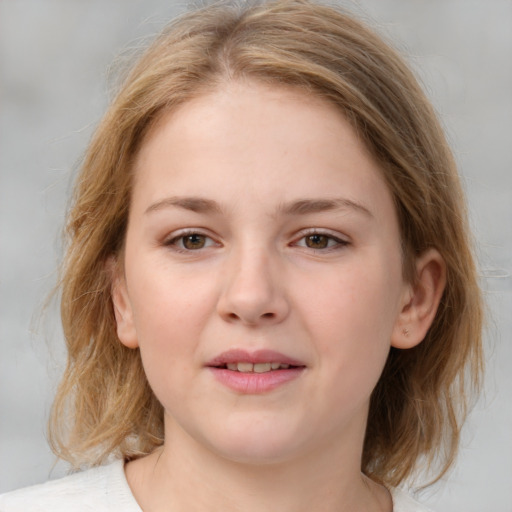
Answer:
[
  {"left": 131, "top": 80, "right": 393, "bottom": 220},
  {"left": 135, "top": 79, "right": 374, "bottom": 165}
]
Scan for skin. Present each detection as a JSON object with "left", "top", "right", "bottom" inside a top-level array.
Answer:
[{"left": 112, "top": 80, "right": 446, "bottom": 512}]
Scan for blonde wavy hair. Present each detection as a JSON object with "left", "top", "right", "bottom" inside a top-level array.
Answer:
[{"left": 50, "top": 0, "right": 483, "bottom": 487}]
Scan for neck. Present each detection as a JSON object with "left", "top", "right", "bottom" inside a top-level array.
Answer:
[{"left": 125, "top": 418, "right": 391, "bottom": 512}]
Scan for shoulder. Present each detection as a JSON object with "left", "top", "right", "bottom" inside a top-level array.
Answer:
[
  {"left": 0, "top": 459, "right": 141, "bottom": 512},
  {"left": 391, "top": 487, "right": 435, "bottom": 512}
]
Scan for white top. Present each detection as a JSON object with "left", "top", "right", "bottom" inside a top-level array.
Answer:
[{"left": 0, "top": 459, "right": 434, "bottom": 511}]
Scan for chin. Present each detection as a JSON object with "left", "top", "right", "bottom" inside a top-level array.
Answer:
[{"left": 199, "top": 420, "right": 310, "bottom": 466}]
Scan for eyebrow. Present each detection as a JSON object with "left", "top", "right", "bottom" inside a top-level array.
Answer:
[
  {"left": 145, "top": 196, "right": 222, "bottom": 215},
  {"left": 145, "top": 196, "right": 372, "bottom": 218},
  {"left": 279, "top": 198, "right": 373, "bottom": 218}
]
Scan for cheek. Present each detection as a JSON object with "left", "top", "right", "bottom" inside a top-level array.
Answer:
[
  {"left": 297, "top": 257, "right": 402, "bottom": 374},
  {"left": 126, "top": 265, "right": 217, "bottom": 398},
  {"left": 129, "top": 260, "right": 215, "bottom": 338}
]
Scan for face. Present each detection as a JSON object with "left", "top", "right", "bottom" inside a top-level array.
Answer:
[{"left": 113, "top": 80, "right": 414, "bottom": 465}]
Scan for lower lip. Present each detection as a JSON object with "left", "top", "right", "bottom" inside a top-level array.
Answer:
[{"left": 208, "top": 367, "right": 305, "bottom": 393}]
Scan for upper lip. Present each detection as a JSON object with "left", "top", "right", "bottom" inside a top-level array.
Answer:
[{"left": 206, "top": 349, "right": 306, "bottom": 368}]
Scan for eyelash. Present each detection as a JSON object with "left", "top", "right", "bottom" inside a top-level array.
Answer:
[
  {"left": 163, "top": 230, "right": 218, "bottom": 253},
  {"left": 292, "top": 230, "right": 349, "bottom": 252},
  {"left": 163, "top": 229, "right": 349, "bottom": 253}
]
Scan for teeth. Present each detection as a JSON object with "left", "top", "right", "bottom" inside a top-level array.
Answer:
[
  {"left": 253, "top": 363, "right": 271, "bottom": 373},
  {"left": 237, "top": 362, "right": 254, "bottom": 373},
  {"left": 224, "top": 362, "right": 291, "bottom": 373}
]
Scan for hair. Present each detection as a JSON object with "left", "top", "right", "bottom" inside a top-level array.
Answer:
[{"left": 49, "top": 0, "right": 483, "bottom": 488}]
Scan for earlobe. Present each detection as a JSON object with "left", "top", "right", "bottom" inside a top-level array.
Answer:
[
  {"left": 391, "top": 248, "right": 446, "bottom": 349},
  {"left": 108, "top": 258, "right": 139, "bottom": 349}
]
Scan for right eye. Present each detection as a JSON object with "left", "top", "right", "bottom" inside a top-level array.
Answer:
[{"left": 165, "top": 232, "right": 217, "bottom": 251}]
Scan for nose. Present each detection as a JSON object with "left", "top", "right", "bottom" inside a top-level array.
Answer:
[{"left": 217, "top": 247, "right": 290, "bottom": 326}]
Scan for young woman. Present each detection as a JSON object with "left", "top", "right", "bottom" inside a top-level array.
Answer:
[{"left": 0, "top": 1, "right": 483, "bottom": 510}]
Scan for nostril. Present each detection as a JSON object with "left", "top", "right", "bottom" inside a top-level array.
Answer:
[{"left": 225, "top": 311, "right": 275, "bottom": 324}]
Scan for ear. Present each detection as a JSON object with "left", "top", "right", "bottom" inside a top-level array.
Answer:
[
  {"left": 107, "top": 257, "right": 139, "bottom": 349},
  {"left": 391, "top": 248, "right": 446, "bottom": 349}
]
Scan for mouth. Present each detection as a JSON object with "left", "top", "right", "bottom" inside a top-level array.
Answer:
[
  {"left": 214, "top": 362, "right": 298, "bottom": 373},
  {"left": 206, "top": 349, "right": 306, "bottom": 393},
  {"left": 206, "top": 349, "right": 306, "bottom": 371}
]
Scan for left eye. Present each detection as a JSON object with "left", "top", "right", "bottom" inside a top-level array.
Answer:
[
  {"left": 166, "top": 232, "right": 216, "bottom": 251},
  {"left": 295, "top": 233, "right": 346, "bottom": 250}
]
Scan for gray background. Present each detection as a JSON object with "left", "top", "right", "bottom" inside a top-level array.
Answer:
[{"left": 1, "top": 1, "right": 511, "bottom": 510}]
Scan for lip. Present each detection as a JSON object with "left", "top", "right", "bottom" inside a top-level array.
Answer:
[
  {"left": 206, "top": 349, "right": 305, "bottom": 367},
  {"left": 206, "top": 349, "right": 306, "bottom": 394}
]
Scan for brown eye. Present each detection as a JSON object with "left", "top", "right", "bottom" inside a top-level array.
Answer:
[
  {"left": 295, "top": 232, "right": 348, "bottom": 251},
  {"left": 182, "top": 234, "right": 207, "bottom": 250},
  {"left": 305, "top": 234, "right": 330, "bottom": 249},
  {"left": 165, "top": 231, "right": 217, "bottom": 252}
]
